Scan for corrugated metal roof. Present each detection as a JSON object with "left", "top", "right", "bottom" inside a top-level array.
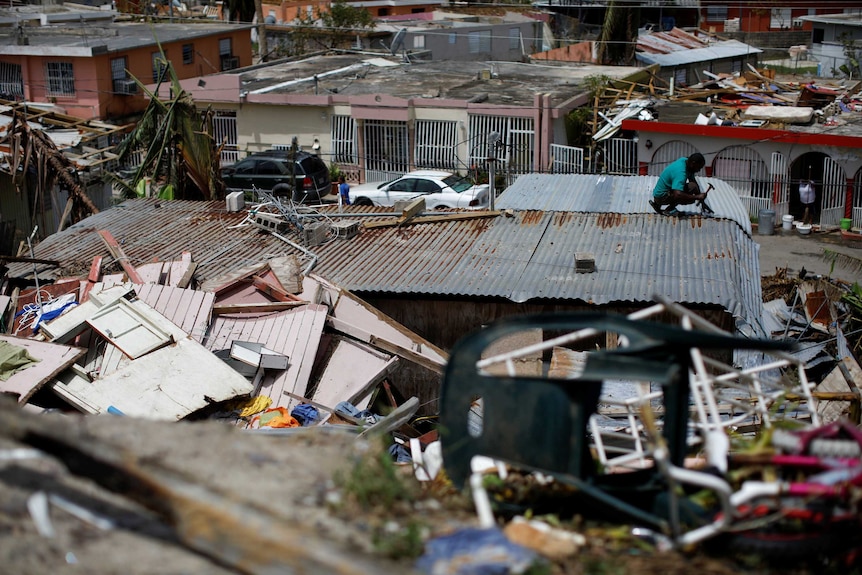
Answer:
[
  {"left": 636, "top": 41, "right": 762, "bottom": 67},
  {"left": 496, "top": 175, "right": 752, "bottom": 234},
  {"left": 9, "top": 198, "right": 765, "bottom": 336}
]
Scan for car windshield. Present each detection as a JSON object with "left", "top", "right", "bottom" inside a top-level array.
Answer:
[{"left": 442, "top": 175, "right": 474, "bottom": 193}]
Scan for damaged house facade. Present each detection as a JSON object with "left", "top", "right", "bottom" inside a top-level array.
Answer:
[
  {"left": 0, "top": 6, "right": 252, "bottom": 121},
  {"left": 163, "top": 53, "right": 643, "bottom": 183}
]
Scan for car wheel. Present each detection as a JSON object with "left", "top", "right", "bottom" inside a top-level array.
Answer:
[
  {"left": 354, "top": 197, "right": 373, "bottom": 206},
  {"left": 433, "top": 205, "right": 451, "bottom": 211},
  {"left": 272, "top": 184, "right": 293, "bottom": 197}
]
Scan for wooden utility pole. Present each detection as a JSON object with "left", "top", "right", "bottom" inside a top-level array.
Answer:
[{"left": 255, "top": 0, "right": 268, "bottom": 62}]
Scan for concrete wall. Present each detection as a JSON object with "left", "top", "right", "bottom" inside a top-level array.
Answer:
[{"left": 720, "top": 30, "right": 811, "bottom": 51}]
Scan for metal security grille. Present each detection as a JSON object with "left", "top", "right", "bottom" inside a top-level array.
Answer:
[
  {"left": 45, "top": 62, "right": 75, "bottom": 96},
  {"left": 647, "top": 140, "right": 698, "bottom": 175},
  {"left": 414, "top": 120, "right": 458, "bottom": 170},
  {"left": 853, "top": 167, "right": 862, "bottom": 230},
  {"left": 363, "top": 120, "right": 408, "bottom": 182},
  {"left": 712, "top": 146, "right": 770, "bottom": 218},
  {"left": 110, "top": 57, "right": 126, "bottom": 80},
  {"left": 212, "top": 110, "right": 238, "bottom": 165},
  {"left": 151, "top": 52, "right": 167, "bottom": 83},
  {"left": 602, "top": 138, "right": 638, "bottom": 174},
  {"left": 330, "top": 115, "right": 357, "bottom": 165},
  {"left": 468, "top": 30, "right": 491, "bottom": 54},
  {"left": 771, "top": 152, "right": 789, "bottom": 220},
  {"left": 468, "top": 115, "right": 534, "bottom": 186},
  {"left": 821, "top": 155, "right": 845, "bottom": 228},
  {"left": 0, "top": 62, "right": 23, "bottom": 99},
  {"left": 219, "top": 38, "right": 232, "bottom": 56},
  {"left": 549, "top": 143, "right": 584, "bottom": 173}
]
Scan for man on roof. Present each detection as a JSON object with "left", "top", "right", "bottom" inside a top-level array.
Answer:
[{"left": 650, "top": 153, "right": 708, "bottom": 216}]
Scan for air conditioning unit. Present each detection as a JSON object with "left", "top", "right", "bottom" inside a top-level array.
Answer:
[
  {"left": 116, "top": 79, "right": 138, "bottom": 95},
  {"left": 221, "top": 56, "right": 239, "bottom": 71}
]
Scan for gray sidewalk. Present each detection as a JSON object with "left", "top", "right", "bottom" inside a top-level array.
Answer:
[{"left": 754, "top": 227, "right": 862, "bottom": 285}]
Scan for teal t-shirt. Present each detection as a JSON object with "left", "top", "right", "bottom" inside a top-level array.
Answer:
[{"left": 653, "top": 157, "right": 693, "bottom": 198}]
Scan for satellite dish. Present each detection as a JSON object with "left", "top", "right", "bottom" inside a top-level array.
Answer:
[{"left": 390, "top": 28, "right": 407, "bottom": 56}]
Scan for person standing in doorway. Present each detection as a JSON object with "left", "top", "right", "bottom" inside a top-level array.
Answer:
[{"left": 799, "top": 172, "right": 816, "bottom": 225}]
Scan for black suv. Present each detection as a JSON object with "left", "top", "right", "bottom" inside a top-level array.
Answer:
[{"left": 221, "top": 149, "right": 331, "bottom": 203}]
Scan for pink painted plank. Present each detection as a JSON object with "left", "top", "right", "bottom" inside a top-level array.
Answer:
[{"left": 0, "top": 335, "right": 85, "bottom": 403}]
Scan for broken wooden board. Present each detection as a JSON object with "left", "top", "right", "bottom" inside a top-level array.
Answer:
[
  {"left": 57, "top": 337, "right": 253, "bottom": 420},
  {"left": 204, "top": 304, "right": 329, "bottom": 416},
  {"left": 306, "top": 273, "right": 448, "bottom": 371},
  {"left": 86, "top": 297, "right": 174, "bottom": 359},
  {"left": 268, "top": 255, "right": 302, "bottom": 294},
  {"left": 40, "top": 283, "right": 136, "bottom": 343},
  {"left": 798, "top": 281, "right": 836, "bottom": 334},
  {"left": 134, "top": 283, "right": 215, "bottom": 342},
  {"left": 0, "top": 335, "right": 85, "bottom": 403},
  {"left": 362, "top": 210, "right": 501, "bottom": 229},
  {"left": 309, "top": 336, "right": 398, "bottom": 413}
]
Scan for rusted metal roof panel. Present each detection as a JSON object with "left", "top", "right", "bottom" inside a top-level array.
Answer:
[
  {"left": 311, "top": 211, "right": 764, "bottom": 334},
  {"left": 9, "top": 198, "right": 765, "bottom": 336},
  {"left": 496, "top": 174, "right": 752, "bottom": 235}
]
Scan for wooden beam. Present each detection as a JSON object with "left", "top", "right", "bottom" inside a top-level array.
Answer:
[
  {"left": 252, "top": 275, "right": 292, "bottom": 302},
  {"left": 327, "top": 316, "right": 446, "bottom": 373},
  {"left": 97, "top": 229, "right": 143, "bottom": 284},
  {"left": 363, "top": 210, "right": 500, "bottom": 230},
  {"left": 282, "top": 391, "right": 364, "bottom": 426},
  {"left": 396, "top": 197, "right": 426, "bottom": 226},
  {"left": 212, "top": 301, "right": 308, "bottom": 315}
]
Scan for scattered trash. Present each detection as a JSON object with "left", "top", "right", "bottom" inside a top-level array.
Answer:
[{"left": 416, "top": 527, "right": 540, "bottom": 575}]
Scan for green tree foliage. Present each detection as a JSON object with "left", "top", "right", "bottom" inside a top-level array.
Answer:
[
  {"left": 596, "top": 1, "right": 640, "bottom": 66},
  {"left": 319, "top": 0, "right": 375, "bottom": 48},
  {"left": 111, "top": 50, "right": 225, "bottom": 201}
]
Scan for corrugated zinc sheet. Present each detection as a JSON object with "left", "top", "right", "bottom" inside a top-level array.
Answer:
[
  {"left": 8, "top": 199, "right": 765, "bottom": 336},
  {"left": 6, "top": 199, "right": 287, "bottom": 287},
  {"left": 311, "top": 211, "right": 765, "bottom": 335},
  {"left": 636, "top": 41, "right": 762, "bottom": 67},
  {"left": 496, "top": 174, "right": 752, "bottom": 235}
]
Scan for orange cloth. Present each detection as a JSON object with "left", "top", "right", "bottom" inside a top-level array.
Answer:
[{"left": 252, "top": 407, "right": 301, "bottom": 429}]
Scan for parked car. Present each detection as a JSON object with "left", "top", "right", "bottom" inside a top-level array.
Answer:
[
  {"left": 221, "top": 150, "right": 331, "bottom": 203},
  {"left": 349, "top": 170, "right": 489, "bottom": 209}
]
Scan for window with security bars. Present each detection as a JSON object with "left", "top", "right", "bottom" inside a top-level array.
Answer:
[
  {"left": 363, "top": 120, "right": 408, "bottom": 182},
  {"left": 212, "top": 110, "right": 239, "bottom": 165},
  {"left": 330, "top": 115, "right": 357, "bottom": 164},
  {"left": 706, "top": 6, "right": 727, "bottom": 20},
  {"left": 152, "top": 52, "right": 168, "bottom": 83},
  {"left": 111, "top": 57, "right": 128, "bottom": 92},
  {"left": 414, "top": 120, "right": 458, "bottom": 170},
  {"left": 46, "top": 62, "right": 75, "bottom": 96},
  {"left": 0, "top": 62, "right": 24, "bottom": 100},
  {"left": 468, "top": 115, "right": 534, "bottom": 184},
  {"left": 509, "top": 28, "right": 520, "bottom": 51},
  {"left": 770, "top": 8, "right": 791, "bottom": 28},
  {"left": 183, "top": 44, "right": 194, "bottom": 65},
  {"left": 468, "top": 30, "right": 491, "bottom": 54}
]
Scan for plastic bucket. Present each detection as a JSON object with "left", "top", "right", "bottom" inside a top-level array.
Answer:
[
  {"left": 758, "top": 209, "right": 775, "bottom": 235},
  {"left": 782, "top": 214, "right": 794, "bottom": 231},
  {"left": 841, "top": 218, "right": 853, "bottom": 231}
]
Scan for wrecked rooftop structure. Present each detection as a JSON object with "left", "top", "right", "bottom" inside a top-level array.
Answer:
[{"left": 0, "top": 167, "right": 862, "bottom": 572}]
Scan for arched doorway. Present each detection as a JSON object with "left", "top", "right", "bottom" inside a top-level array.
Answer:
[
  {"left": 647, "top": 140, "right": 699, "bottom": 176},
  {"left": 790, "top": 152, "right": 846, "bottom": 227},
  {"left": 711, "top": 145, "right": 770, "bottom": 219}
]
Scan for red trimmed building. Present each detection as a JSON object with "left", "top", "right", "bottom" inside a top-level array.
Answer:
[
  {"left": 622, "top": 117, "right": 862, "bottom": 230},
  {"left": 700, "top": 1, "right": 862, "bottom": 33}
]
